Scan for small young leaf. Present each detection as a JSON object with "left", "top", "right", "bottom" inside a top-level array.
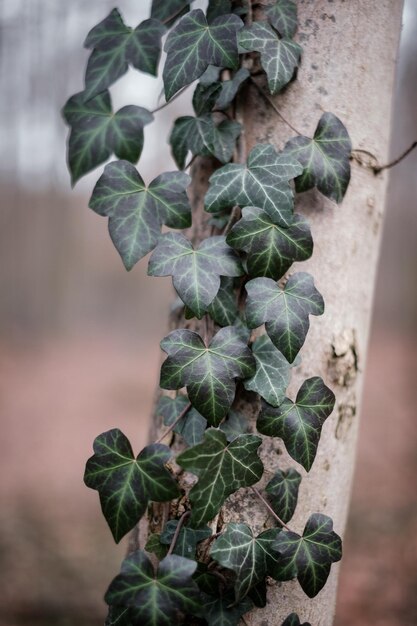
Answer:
[
  {"left": 148, "top": 233, "right": 243, "bottom": 319},
  {"left": 163, "top": 9, "right": 243, "bottom": 100},
  {"left": 257, "top": 377, "right": 335, "bottom": 471},
  {"left": 239, "top": 22, "right": 302, "bottom": 95},
  {"left": 89, "top": 161, "right": 191, "bottom": 270},
  {"left": 205, "top": 593, "right": 253, "bottom": 626},
  {"left": 144, "top": 533, "right": 168, "bottom": 560},
  {"left": 273, "top": 514, "right": 342, "bottom": 597},
  {"left": 265, "top": 468, "right": 302, "bottom": 523},
  {"left": 243, "top": 335, "right": 291, "bottom": 407},
  {"left": 205, "top": 144, "right": 303, "bottom": 227},
  {"left": 281, "top": 614, "right": 312, "bottom": 626},
  {"left": 160, "top": 327, "right": 256, "bottom": 424},
  {"left": 151, "top": 0, "right": 191, "bottom": 27},
  {"left": 284, "top": 113, "right": 352, "bottom": 202},
  {"left": 193, "top": 82, "right": 223, "bottom": 115},
  {"left": 62, "top": 91, "right": 153, "bottom": 185},
  {"left": 157, "top": 395, "right": 207, "bottom": 446},
  {"left": 227, "top": 207, "right": 313, "bottom": 280},
  {"left": 215, "top": 67, "right": 250, "bottom": 110},
  {"left": 265, "top": 0, "right": 298, "bottom": 38},
  {"left": 84, "top": 429, "right": 179, "bottom": 543},
  {"left": 160, "top": 520, "right": 212, "bottom": 558},
  {"left": 105, "top": 551, "right": 201, "bottom": 624},
  {"left": 177, "top": 429, "right": 263, "bottom": 526},
  {"left": 210, "top": 524, "right": 281, "bottom": 601},
  {"left": 200, "top": 65, "right": 222, "bottom": 86},
  {"left": 207, "top": 277, "right": 239, "bottom": 327},
  {"left": 245, "top": 273, "right": 324, "bottom": 363},
  {"left": 219, "top": 409, "right": 250, "bottom": 441}
]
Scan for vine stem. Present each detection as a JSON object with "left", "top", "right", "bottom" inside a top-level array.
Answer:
[
  {"left": 150, "top": 85, "right": 190, "bottom": 115},
  {"left": 167, "top": 511, "right": 191, "bottom": 556},
  {"left": 249, "top": 76, "right": 304, "bottom": 137},
  {"left": 372, "top": 140, "right": 417, "bottom": 173},
  {"left": 155, "top": 402, "right": 192, "bottom": 444},
  {"left": 251, "top": 486, "right": 292, "bottom": 532}
]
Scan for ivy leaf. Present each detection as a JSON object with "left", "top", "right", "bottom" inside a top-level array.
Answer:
[
  {"left": 84, "top": 10, "right": 166, "bottom": 99},
  {"left": 62, "top": 90, "right": 153, "bottom": 185},
  {"left": 160, "top": 327, "right": 256, "bottom": 424},
  {"left": 227, "top": 207, "right": 313, "bottom": 280},
  {"left": 205, "top": 144, "right": 303, "bottom": 227},
  {"left": 105, "top": 606, "right": 133, "bottom": 626},
  {"left": 148, "top": 233, "right": 243, "bottom": 319},
  {"left": 205, "top": 594, "right": 253, "bottom": 626},
  {"left": 151, "top": 0, "right": 191, "bottom": 27},
  {"left": 257, "top": 377, "right": 335, "bottom": 471},
  {"left": 105, "top": 551, "right": 201, "bottom": 624},
  {"left": 144, "top": 534, "right": 168, "bottom": 560},
  {"left": 160, "top": 520, "right": 212, "bottom": 558},
  {"left": 284, "top": 113, "right": 352, "bottom": 202},
  {"left": 281, "top": 613, "right": 312, "bottom": 626},
  {"left": 215, "top": 67, "right": 250, "bottom": 110},
  {"left": 248, "top": 580, "right": 267, "bottom": 607},
  {"left": 177, "top": 429, "right": 263, "bottom": 526},
  {"left": 264, "top": 0, "right": 298, "bottom": 38},
  {"left": 157, "top": 395, "right": 207, "bottom": 447},
  {"left": 207, "top": 0, "right": 233, "bottom": 22},
  {"left": 211, "top": 524, "right": 281, "bottom": 601},
  {"left": 200, "top": 65, "right": 222, "bottom": 86},
  {"left": 163, "top": 9, "right": 243, "bottom": 100},
  {"left": 245, "top": 273, "right": 324, "bottom": 363},
  {"left": 219, "top": 409, "right": 250, "bottom": 441},
  {"left": 243, "top": 335, "right": 291, "bottom": 407},
  {"left": 84, "top": 429, "right": 179, "bottom": 543},
  {"left": 239, "top": 23, "right": 301, "bottom": 95},
  {"left": 265, "top": 468, "right": 302, "bottom": 523},
  {"left": 273, "top": 514, "right": 342, "bottom": 597},
  {"left": 193, "top": 82, "right": 223, "bottom": 115},
  {"left": 89, "top": 161, "right": 191, "bottom": 270},
  {"left": 207, "top": 277, "right": 239, "bottom": 327}
]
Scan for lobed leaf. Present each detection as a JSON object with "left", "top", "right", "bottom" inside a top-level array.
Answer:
[
  {"left": 160, "top": 520, "right": 212, "bottom": 558},
  {"left": 265, "top": 468, "right": 301, "bottom": 523},
  {"left": 265, "top": 0, "right": 298, "bottom": 38},
  {"left": 243, "top": 335, "right": 291, "bottom": 407}
]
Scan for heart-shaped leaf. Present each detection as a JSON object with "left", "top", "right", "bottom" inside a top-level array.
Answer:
[
  {"left": 227, "top": 207, "right": 313, "bottom": 280},
  {"left": 265, "top": 468, "right": 301, "bottom": 523},
  {"left": 283, "top": 113, "right": 352, "bottom": 202},
  {"left": 163, "top": 9, "right": 243, "bottom": 100},
  {"left": 151, "top": 0, "right": 191, "bottom": 27},
  {"left": 243, "top": 335, "right": 291, "bottom": 406},
  {"left": 205, "top": 144, "right": 303, "bottom": 227},
  {"left": 177, "top": 429, "right": 263, "bottom": 526},
  {"left": 208, "top": 277, "right": 239, "bottom": 327},
  {"left": 257, "top": 377, "right": 335, "bottom": 471},
  {"left": 149, "top": 233, "right": 243, "bottom": 318},
  {"left": 157, "top": 395, "right": 207, "bottom": 446},
  {"left": 105, "top": 551, "right": 201, "bottom": 624},
  {"left": 84, "top": 9, "right": 166, "bottom": 99},
  {"left": 210, "top": 524, "right": 281, "bottom": 601},
  {"left": 245, "top": 273, "right": 324, "bottom": 363},
  {"left": 239, "top": 22, "right": 301, "bottom": 95},
  {"left": 89, "top": 161, "right": 191, "bottom": 270},
  {"left": 264, "top": 0, "right": 298, "bottom": 38},
  {"left": 160, "top": 520, "right": 212, "bottom": 558},
  {"left": 84, "top": 429, "right": 179, "bottom": 542},
  {"left": 281, "top": 613, "right": 312, "bottom": 626},
  {"left": 273, "top": 514, "right": 342, "bottom": 597},
  {"left": 204, "top": 594, "right": 253, "bottom": 626},
  {"left": 160, "top": 327, "right": 256, "bottom": 424},
  {"left": 62, "top": 90, "right": 153, "bottom": 185}
]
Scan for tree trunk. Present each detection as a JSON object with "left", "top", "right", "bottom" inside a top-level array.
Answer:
[{"left": 145, "top": 2, "right": 404, "bottom": 624}]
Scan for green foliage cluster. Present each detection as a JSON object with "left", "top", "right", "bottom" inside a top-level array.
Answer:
[{"left": 64, "top": 1, "right": 353, "bottom": 624}]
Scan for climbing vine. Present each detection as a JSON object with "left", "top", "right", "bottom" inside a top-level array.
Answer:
[{"left": 63, "top": 1, "right": 355, "bottom": 624}]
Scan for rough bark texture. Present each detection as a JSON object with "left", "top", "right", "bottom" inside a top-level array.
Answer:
[{"left": 145, "top": 1, "right": 404, "bottom": 624}]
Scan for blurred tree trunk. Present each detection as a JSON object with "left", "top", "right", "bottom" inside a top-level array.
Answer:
[{"left": 145, "top": 2, "right": 404, "bottom": 624}]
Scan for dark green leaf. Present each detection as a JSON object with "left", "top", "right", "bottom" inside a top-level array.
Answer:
[
  {"left": 227, "top": 207, "right": 313, "bottom": 280},
  {"left": 160, "top": 327, "right": 255, "bottom": 424},
  {"left": 84, "top": 429, "right": 179, "bottom": 542},
  {"left": 163, "top": 9, "right": 243, "bottom": 100},
  {"left": 211, "top": 524, "right": 281, "bottom": 601},
  {"left": 151, "top": 0, "right": 191, "bottom": 27},
  {"left": 89, "top": 161, "right": 191, "bottom": 270},
  {"left": 273, "top": 514, "right": 342, "bottom": 597},
  {"left": 62, "top": 91, "right": 153, "bottom": 185},
  {"left": 160, "top": 520, "right": 212, "bottom": 558},
  {"left": 243, "top": 335, "right": 291, "bottom": 406},
  {"left": 200, "top": 65, "right": 222, "bottom": 86},
  {"left": 239, "top": 22, "right": 301, "bottom": 95},
  {"left": 257, "top": 377, "right": 335, "bottom": 471},
  {"left": 169, "top": 117, "right": 195, "bottom": 169},
  {"left": 265, "top": 468, "right": 301, "bottom": 523},
  {"left": 281, "top": 613, "right": 311, "bottom": 626},
  {"left": 177, "top": 429, "right": 263, "bottom": 526},
  {"left": 105, "top": 606, "right": 133, "bottom": 626},
  {"left": 144, "top": 533, "right": 168, "bottom": 560},
  {"left": 265, "top": 0, "right": 298, "bottom": 38},
  {"left": 193, "top": 562, "right": 220, "bottom": 596},
  {"left": 205, "top": 144, "right": 303, "bottom": 227},
  {"left": 204, "top": 594, "right": 253, "bottom": 626},
  {"left": 207, "top": 277, "right": 239, "bottom": 327},
  {"left": 105, "top": 551, "right": 201, "bottom": 624},
  {"left": 215, "top": 68, "right": 250, "bottom": 110},
  {"left": 245, "top": 273, "right": 324, "bottom": 363},
  {"left": 219, "top": 410, "right": 250, "bottom": 441},
  {"left": 284, "top": 113, "right": 352, "bottom": 202},
  {"left": 248, "top": 580, "right": 267, "bottom": 607},
  {"left": 157, "top": 395, "right": 207, "bottom": 446},
  {"left": 148, "top": 233, "right": 243, "bottom": 319},
  {"left": 207, "top": 0, "right": 232, "bottom": 22},
  {"left": 193, "top": 82, "right": 222, "bottom": 115}
]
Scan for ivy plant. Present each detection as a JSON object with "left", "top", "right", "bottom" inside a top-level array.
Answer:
[{"left": 63, "top": 0, "right": 353, "bottom": 623}]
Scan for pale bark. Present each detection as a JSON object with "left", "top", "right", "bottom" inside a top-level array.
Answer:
[{"left": 145, "top": 1, "right": 404, "bottom": 624}]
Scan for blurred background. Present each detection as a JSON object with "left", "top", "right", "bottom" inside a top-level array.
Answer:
[{"left": 0, "top": 1, "right": 416, "bottom": 625}]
